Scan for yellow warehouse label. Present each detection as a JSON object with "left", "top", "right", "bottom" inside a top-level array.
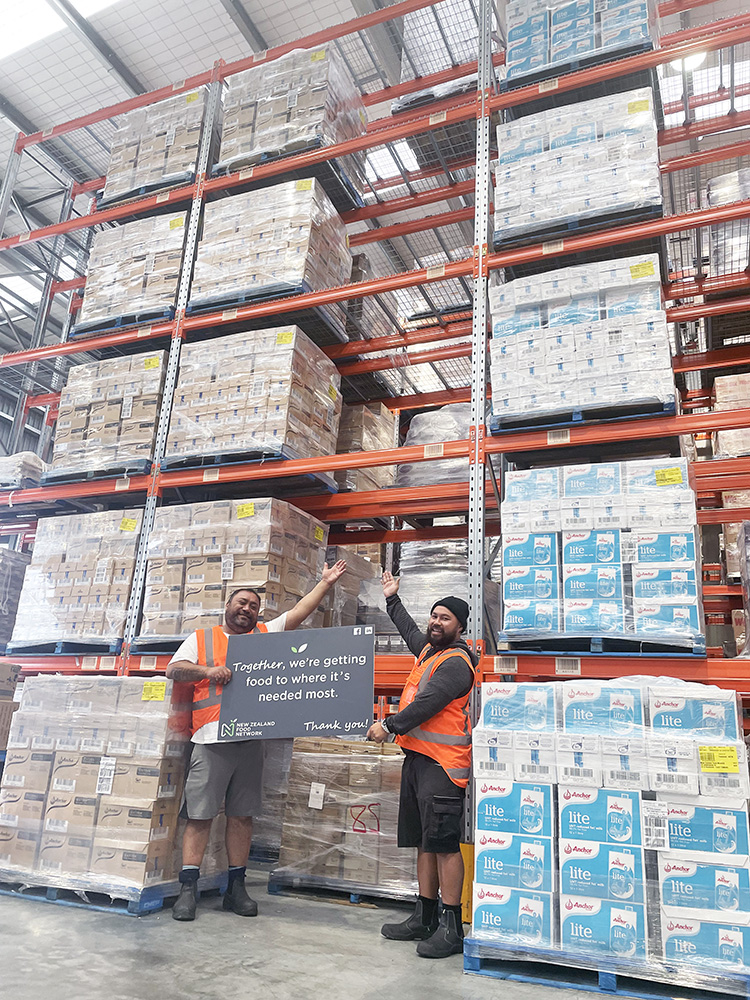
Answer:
[
  {"left": 629, "top": 260, "right": 656, "bottom": 280},
  {"left": 144, "top": 356, "right": 161, "bottom": 370},
  {"left": 119, "top": 517, "right": 137, "bottom": 532},
  {"left": 142, "top": 680, "right": 167, "bottom": 702},
  {"left": 655, "top": 467, "right": 684, "bottom": 486},
  {"left": 627, "top": 98, "right": 650, "bottom": 115},
  {"left": 185, "top": 92, "right": 200, "bottom": 103},
  {"left": 296, "top": 179, "right": 313, "bottom": 191},
  {"left": 314, "top": 526, "right": 325, "bottom": 542},
  {"left": 237, "top": 503, "right": 255, "bottom": 519},
  {"left": 327, "top": 384, "right": 337, "bottom": 401},
  {"left": 699, "top": 745, "right": 740, "bottom": 773},
  {"left": 310, "top": 50, "right": 326, "bottom": 62},
  {"left": 169, "top": 216, "right": 184, "bottom": 229},
  {"left": 276, "top": 329, "right": 295, "bottom": 345}
]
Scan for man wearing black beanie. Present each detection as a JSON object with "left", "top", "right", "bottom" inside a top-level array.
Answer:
[{"left": 367, "top": 572, "right": 477, "bottom": 959}]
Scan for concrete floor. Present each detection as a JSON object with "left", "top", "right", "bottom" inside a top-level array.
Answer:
[{"left": 0, "top": 868, "right": 591, "bottom": 1000}]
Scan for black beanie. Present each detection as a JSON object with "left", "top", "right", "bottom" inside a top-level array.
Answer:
[{"left": 431, "top": 597, "right": 469, "bottom": 632}]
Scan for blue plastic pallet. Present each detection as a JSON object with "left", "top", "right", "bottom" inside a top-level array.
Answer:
[
  {"left": 4, "top": 639, "right": 123, "bottom": 656},
  {"left": 463, "top": 939, "right": 749, "bottom": 999},
  {"left": 500, "top": 41, "right": 655, "bottom": 94},
  {"left": 96, "top": 172, "right": 195, "bottom": 210},
  {"left": 489, "top": 400, "right": 677, "bottom": 437},
  {"left": 0, "top": 870, "right": 227, "bottom": 917},
  {"left": 40, "top": 459, "right": 153, "bottom": 487},
  {"left": 160, "top": 446, "right": 338, "bottom": 496},
  {"left": 69, "top": 306, "right": 175, "bottom": 339},
  {"left": 267, "top": 871, "right": 416, "bottom": 905},
  {"left": 493, "top": 204, "right": 664, "bottom": 253},
  {"left": 497, "top": 634, "right": 707, "bottom": 657}
]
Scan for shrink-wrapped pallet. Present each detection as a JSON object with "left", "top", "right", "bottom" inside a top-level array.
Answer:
[{"left": 334, "top": 403, "right": 396, "bottom": 492}]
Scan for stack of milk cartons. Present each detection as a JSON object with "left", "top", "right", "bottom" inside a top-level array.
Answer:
[
  {"left": 472, "top": 683, "right": 559, "bottom": 949},
  {"left": 651, "top": 684, "right": 750, "bottom": 971},
  {"left": 556, "top": 681, "right": 650, "bottom": 963}
]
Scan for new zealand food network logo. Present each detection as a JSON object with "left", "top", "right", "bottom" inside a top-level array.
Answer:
[{"left": 221, "top": 719, "right": 237, "bottom": 738}]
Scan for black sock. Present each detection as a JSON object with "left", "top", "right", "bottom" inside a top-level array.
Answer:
[
  {"left": 419, "top": 894, "right": 438, "bottom": 920},
  {"left": 179, "top": 866, "right": 199, "bottom": 884},
  {"left": 228, "top": 865, "right": 246, "bottom": 886},
  {"left": 443, "top": 902, "right": 463, "bottom": 921}
]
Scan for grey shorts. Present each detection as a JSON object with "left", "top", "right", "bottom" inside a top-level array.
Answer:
[{"left": 182, "top": 740, "right": 264, "bottom": 820}]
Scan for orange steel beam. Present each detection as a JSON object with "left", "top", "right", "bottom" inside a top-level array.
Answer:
[
  {"left": 666, "top": 270, "right": 750, "bottom": 299},
  {"left": 24, "top": 392, "right": 60, "bottom": 411},
  {"left": 328, "top": 523, "right": 501, "bottom": 545},
  {"left": 503, "top": 654, "right": 750, "bottom": 686},
  {"left": 0, "top": 319, "right": 174, "bottom": 369},
  {"left": 50, "top": 276, "right": 86, "bottom": 296},
  {"left": 0, "top": 473, "right": 152, "bottom": 510},
  {"left": 370, "top": 155, "right": 478, "bottom": 192},
  {"left": 668, "top": 295, "right": 750, "bottom": 324},
  {"left": 341, "top": 179, "right": 475, "bottom": 225},
  {"left": 661, "top": 138, "right": 750, "bottom": 174},
  {"left": 336, "top": 340, "right": 472, "bottom": 376},
  {"left": 662, "top": 83, "right": 750, "bottom": 119},
  {"left": 660, "top": 108, "right": 750, "bottom": 146},
  {"left": 370, "top": 386, "right": 474, "bottom": 410},
  {"left": 325, "top": 319, "right": 473, "bottom": 360},
  {"left": 659, "top": 0, "right": 734, "bottom": 16},
  {"left": 673, "top": 344, "right": 750, "bottom": 373},
  {"left": 663, "top": 11, "right": 750, "bottom": 46},
  {"left": 363, "top": 51, "right": 505, "bottom": 108},
  {"left": 348, "top": 205, "right": 476, "bottom": 246},
  {"left": 699, "top": 507, "right": 750, "bottom": 524}
]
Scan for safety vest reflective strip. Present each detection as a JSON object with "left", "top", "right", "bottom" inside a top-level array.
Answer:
[
  {"left": 191, "top": 623, "right": 268, "bottom": 735},
  {"left": 396, "top": 643, "right": 475, "bottom": 787}
]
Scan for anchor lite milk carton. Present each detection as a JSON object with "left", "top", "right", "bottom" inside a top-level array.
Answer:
[
  {"left": 473, "top": 884, "right": 553, "bottom": 947},
  {"left": 560, "top": 895, "right": 648, "bottom": 959},
  {"left": 475, "top": 832, "right": 555, "bottom": 892},
  {"left": 562, "top": 529, "right": 622, "bottom": 565},
  {"left": 659, "top": 855, "right": 750, "bottom": 918},
  {"left": 600, "top": 736, "right": 650, "bottom": 791},
  {"left": 561, "top": 681, "right": 644, "bottom": 735},
  {"left": 559, "top": 787, "right": 642, "bottom": 845},
  {"left": 475, "top": 781, "right": 554, "bottom": 838},
  {"left": 661, "top": 913, "right": 750, "bottom": 969},
  {"left": 649, "top": 686, "right": 740, "bottom": 741},
  {"left": 481, "top": 683, "right": 559, "bottom": 732},
  {"left": 661, "top": 797, "right": 750, "bottom": 857},
  {"left": 559, "top": 839, "right": 646, "bottom": 903}
]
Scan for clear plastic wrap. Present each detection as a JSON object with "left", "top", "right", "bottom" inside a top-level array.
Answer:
[
  {"left": 499, "top": 458, "right": 705, "bottom": 649},
  {"left": 0, "top": 452, "right": 46, "bottom": 489},
  {"left": 0, "top": 549, "right": 30, "bottom": 647},
  {"left": 471, "top": 678, "right": 750, "bottom": 992},
  {"left": 722, "top": 493, "right": 750, "bottom": 579},
  {"left": 396, "top": 403, "right": 473, "bottom": 488},
  {"left": 10, "top": 509, "right": 144, "bottom": 646},
  {"left": 189, "top": 179, "right": 351, "bottom": 321},
  {"left": 712, "top": 375, "right": 750, "bottom": 458},
  {"left": 52, "top": 351, "right": 166, "bottom": 475},
  {"left": 166, "top": 327, "right": 341, "bottom": 464},
  {"left": 139, "top": 497, "right": 328, "bottom": 640},
  {"left": 0, "top": 675, "right": 191, "bottom": 889},
  {"left": 321, "top": 545, "right": 381, "bottom": 629},
  {"left": 494, "top": 87, "right": 661, "bottom": 240},
  {"left": 334, "top": 403, "right": 395, "bottom": 492},
  {"left": 490, "top": 253, "right": 675, "bottom": 421},
  {"left": 75, "top": 213, "right": 186, "bottom": 332},
  {"left": 251, "top": 739, "right": 294, "bottom": 860},
  {"left": 216, "top": 46, "right": 367, "bottom": 195},
  {"left": 499, "top": 0, "right": 659, "bottom": 83},
  {"left": 707, "top": 167, "right": 750, "bottom": 275},
  {"left": 275, "top": 738, "right": 418, "bottom": 895},
  {"left": 101, "top": 89, "right": 210, "bottom": 206},
  {"left": 736, "top": 522, "right": 750, "bottom": 657}
]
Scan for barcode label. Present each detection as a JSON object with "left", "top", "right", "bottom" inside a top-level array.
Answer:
[
  {"left": 159, "top": 784, "right": 177, "bottom": 798},
  {"left": 424, "top": 443, "right": 444, "bottom": 458},
  {"left": 40, "top": 859, "right": 63, "bottom": 873},
  {"left": 654, "top": 773, "right": 690, "bottom": 785},
  {"left": 238, "top": 167, "right": 254, "bottom": 180},
  {"left": 53, "top": 779, "right": 76, "bottom": 792},
  {"left": 704, "top": 776, "right": 742, "bottom": 789},
  {"left": 643, "top": 802, "right": 670, "bottom": 849},
  {"left": 107, "top": 740, "right": 133, "bottom": 756},
  {"left": 97, "top": 756, "right": 116, "bottom": 795},
  {"left": 203, "top": 468, "right": 220, "bottom": 482},
  {"left": 548, "top": 428, "right": 570, "bottom": 445},
  {"left": 555, "top": 657, "right": 581, "bottom": 676},
  {"left": 611, "top": 771, "right": 640, "bottom": 784},
  {"left": 221, "top": 554, "right": 234, "bottom": 580},
  {"left": 69, "top": 699, "right": 92, "bottom": 712},
  {"left": 520, "top": 765, "right": 551, "bottom": 775},
  {"left": 138, "top": 656, "right": 158, "bottom": 671},
  {"left": 542, "top": 239, "right": 564, "bottom": 255},
  {"left": 0, "top": 813, "right": 18, "bottom": 827},
  {"left": 494, "top": 655, "right": 517, "bottom": 674},
  {"left": 2, "top": 775, "right": 24, "bottom": 787},
  {"left": 426, "top": 264, "right": 446, "bottom": 279},
  {"left": 45, "top": 818, "right": 68, "bottom": 833},
  {"left": 429, "top": 111, "right": 447, "bottom": 125},
  {"left": 121, "top": 396, "right": 133, "bottom": 419},
  {"left": 31, "top": 736, "right": 54, "bottom": 750},
  {"left": 81, "top": 657, "right": 97, "bottom": 669},
  {"left": 478, "top": 761, "right": 510, "bottom": 772},
  {"left": 115, "top": 477, "right": 130, "bottom": 492},
  {"left": 563, "top": 767, "right": 594, "bottom": 779},
  {"left": 539, "top": 77, "right": 559, "bottom": 93},
  {"left": 222, "top": 308, "right": 238, "bottom": 321}
]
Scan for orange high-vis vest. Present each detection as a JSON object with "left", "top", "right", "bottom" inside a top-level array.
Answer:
[
  {"left": 396, "top": 642, "right": 476, "bottom": 787},
  {"left": 191, "top": 624, "right": 268, "bottom": 735}
]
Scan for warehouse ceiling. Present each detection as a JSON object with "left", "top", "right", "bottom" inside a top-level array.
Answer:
[{"left": 0, "top": 0, "right": 749, "bottom": 435}]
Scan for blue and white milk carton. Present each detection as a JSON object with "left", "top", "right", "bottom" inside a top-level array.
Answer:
[
  {"left": 473, "top": 885, "right": 553, "bottom": 947},
  {"left": 562, "top": 529, "right": 622, "bottom": 564},
  {"left": 662, "top": 797, "right": 750, "bottom": 857},
  {"left": 476, "top": 781, "right": 554, "bottom": 838},
  {"left": 564, "top": 599, "right": 626, "bottom": 634},
  {"left": 559, "top": 839, "right": 646, "bottom": 903},
  {"left": 559, "top": 787, "right": 642, "bottom": 845},
  {"left": 633, "top": 602, "right": 701, "bottom": 639},
  {"left": 660, "top": 854, "right": 750, "bottom": 918},
  {"left": 631, "top": 532, "right": 697, "bottom": 564},
  {"left": 661, "top": 913, "right": 750, "bottom": 968},
  {"left": 625, "top": 458, "right": 690, "bottom": 494},
  {"left": 560, "top": 896, "right": 648, "bottom": 959},
  {"left": 556, "top": 734, "right": 603, "bottom": 788},
  {"left": 514, "top": 732, "right": 558, "bottom": 784},
  {"left": 505, "top": 468, "right": 561, "bottom": 502},
  {"left": 561, "top": 681, "right": 644, "bottom": 735},
  {"left": 475, "top": 833, "right": 555, "bottom": 892},
  {"left": 631, "top": 565, "right": 698, "bottom": 602},
  {"left": 562, "top": 563, "right": 623, "bottom": 600},
  {"left": 480, "top": 683, "right": 559, "bottom": 732},
  {"left": 646, "top": 736, "right": 699, "bottom": 796},
  {"left": 601, "top": 736, "right": 650, "bottom": 791},
  {"left": 649, "top": 686, "right": 740, "bottom": 741},
  {"left": 471, "top": 729, "right": 514, "bottom": 781},
  {"left": 502, "top": 533, "right": 558, "bottom": 567},
  {"left": 503, "top": 599, "right": 560, "bottom": 634},
  {"left": 562, "top": 463, "right": 621, "bottom": 497},
  {"left": 504, "top": 565, "right": 560, "bottom": 602}
]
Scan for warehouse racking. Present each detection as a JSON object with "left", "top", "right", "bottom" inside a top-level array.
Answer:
[{"left": 2, "top": 0, "right": 750, "bottom": 724}]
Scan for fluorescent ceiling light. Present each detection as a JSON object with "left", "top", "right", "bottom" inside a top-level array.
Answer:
[
  {"left": 0, "top": 1, "right": 121, "bottom": 63},
  {"left": 670, "top": 51, "right": 707, "bottom": 73}
]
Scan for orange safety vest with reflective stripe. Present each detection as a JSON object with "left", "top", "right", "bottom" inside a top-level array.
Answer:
[
  {"left": 395, "top": 642, "right": 476, "bottom": 788},
  {"left": 191, "top": 624, "right": 268, "bottom": 735}
]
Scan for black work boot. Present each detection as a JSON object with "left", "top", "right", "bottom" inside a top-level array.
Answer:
[
  {"left": 416, "top": 907, "right": 464, "bottom": 958},
  {"left": 223, "top": 875, "right": 258, "bottom": 916},
  {"left": 172, "top": 881, "right": 198, "bottom": 921},
  {"left": 381, "top": 898, "right": 439, "bottom": 941}
]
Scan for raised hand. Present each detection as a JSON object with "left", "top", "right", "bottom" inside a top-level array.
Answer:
[
  {"left": 321, "top": 559, "right": 347, "bottom": 586},
  {"left": 381, "top": 571, "right": 400, "bottom": 598}
]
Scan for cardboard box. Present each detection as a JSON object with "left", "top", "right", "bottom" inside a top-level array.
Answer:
[
  {"left": 43, "top": 792, "right": 98, "bottom": 836},
  {"left": 0, "top": 788, "right": 46, "bottom": 829},
  {"left": 0, "top": 699, "right": 18, "bottom": 750},
  {"left": 0, "top": 827, "right": 40, "bottom": 870},
  {"left": 95, "top": 797, "right": 179, "bottom": 842},
  {"left": 89, "top": 836, "right": 172, "bottom": 884},
  {"left": 1, "top": 750, "right": 54, "bottom": 792},
  {"left": 109, "top": 757, "right": 184, "bottom": 801},
  {"left": 38, "top": 832, "right": 93, "bottom": 875}
]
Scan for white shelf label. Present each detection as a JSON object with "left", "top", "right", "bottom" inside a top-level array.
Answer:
[
  {"left": 202, "top": 468, "right": 221, "bottom": 482},
  {"left": 137, "top": 326, "right": 153, "bottom": 338},
  {"left": 222, "top": 308, "right": 238, "bottom": 321},
  {"left": 426, "top": 264, "right": 446, "bottom": 279},
  {"left": 555, "top": 657, "right": 581, "bottom": 676},
  {"left": 238, "top": 167, "right": 254, "bottom": 180},
  {"left": 547, "top": 428, "right": 570, "bottom": 445},
  {"left": 424, "top": 443, "right": 444, "bottom": 458},
  {"left": 138, "top": 656, "right": 158, "bottom": 671},
  {"left": 81, "top": 656, "right": 98, "bottom": 669},
  {"left": 542, "top": 240, "right": 564, "bottom": 255},
  {"left": 429, "top": 110, "right": 447, "bottom": 125},
  {"left": 115, "top": 477, "right": 131, "bottom": 492},
  {"left": 494, "top": 655, "right": 517, "bottom": 674},
  {"left": 539, "top": 78, "right": 559, "bottom": 93},
  {"left": 155, "top": 192, "right": 170, "bottom": 204}
]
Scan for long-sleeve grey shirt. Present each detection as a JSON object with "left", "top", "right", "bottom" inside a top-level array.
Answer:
[{"left": 384, "top": 594, "right": 476, "bottom": 736}]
